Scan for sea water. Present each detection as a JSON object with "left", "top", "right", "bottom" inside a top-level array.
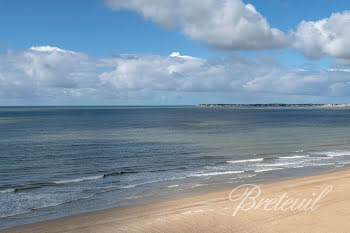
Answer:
[{"left": 1, "top": 106, "right": 350, "bottom": 229}]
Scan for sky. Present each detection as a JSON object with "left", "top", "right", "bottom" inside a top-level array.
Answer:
[{"left": 0, "top": 0, "right": 350, "bottom": 105}]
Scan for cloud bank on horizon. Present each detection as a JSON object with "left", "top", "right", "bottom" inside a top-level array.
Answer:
[
  {"left": 1, "top": 45, "right": 350, "bottom": 105},
  {"left": 1, "top": 0, "right": 350, "bottom": 104}
]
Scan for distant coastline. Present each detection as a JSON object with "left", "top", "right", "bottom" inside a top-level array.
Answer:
[{"left": 196, "top": 103, "right": 350, "bottom": 108}]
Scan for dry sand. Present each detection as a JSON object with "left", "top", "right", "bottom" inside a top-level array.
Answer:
[{"left": 2, "top": 168, "right": 350, "bottom": 233}]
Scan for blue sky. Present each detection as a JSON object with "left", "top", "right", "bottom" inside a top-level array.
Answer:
[
  {"left": 1, "top": 0, "right": 349, "bottom": 57},
  {"left": 0, "top": 0, "right": 350, "bottom": 105},
  {"left": 0, "top": 0, "right": 204, "bottom": 56}
]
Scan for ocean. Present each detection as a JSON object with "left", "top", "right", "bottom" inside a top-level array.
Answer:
[{"left": 1, "top": 106, "right": 350, "bottom": 229}]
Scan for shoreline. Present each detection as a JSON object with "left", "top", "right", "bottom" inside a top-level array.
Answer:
[{"left": 2, "top": 168, "right": 350, "bottom": 233}]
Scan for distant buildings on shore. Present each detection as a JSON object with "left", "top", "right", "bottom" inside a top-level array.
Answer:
[{"left": 196, "top": 104, "right": 350, "bottom": 108}]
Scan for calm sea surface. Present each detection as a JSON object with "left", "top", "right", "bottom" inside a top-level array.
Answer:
[{"left": 1, "top": 106, "right": 350, "bottom": 229}]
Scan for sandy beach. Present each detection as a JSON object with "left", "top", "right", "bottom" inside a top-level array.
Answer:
[
  {"left": 2, "top": 168, "right": 350, "bottom": 233},
  {"left": 2, "top": 0, "right": 350, "bottom": 231}
]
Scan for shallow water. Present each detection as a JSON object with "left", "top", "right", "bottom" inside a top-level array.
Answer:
[{"left": 1, "top": 106, "right": 350, "bottom": 229}]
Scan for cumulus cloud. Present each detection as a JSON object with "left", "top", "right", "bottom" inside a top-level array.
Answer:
[
  {"left": 1, "top": 46, "right": 350, "bottom": 104},
  {"left": 292, "top": 11, "right": 350, "bottom": 60},
  {"left": 0, "top": 46, "right": 100, "bottom": 102},
  {"left": 106, "top": 0, "right": 288, "bottom": 50},
  {"left": 244, "top": 70, "right": 349, "bottom": 96},
  {"left": 100, "top": 52, "right": 350, "bottom": 97},
  {"left": 106, "top": 1, "right": 350, "bottom": 62}
]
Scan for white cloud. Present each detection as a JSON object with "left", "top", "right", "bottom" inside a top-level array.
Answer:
[
  {"left": 330, "top": 82, "right": 350, "bottom": 96},
  {"left": 1, "top": 46, "right": 350, "bottom": 104},
  {"left": 328, "top": 68, "right": 350, "bottom": 73},
  {"left": 106, "top": 1, "right": 350, "bottom": 62},
  {"left": 334, "top": 58, "right": 350, "bottom": 67},
  {"left": 100, "top": 52, "right": 350, "bottom": 98},
  {"left": 292, "top": 11, "right": 350, "bottom": 60},
  {"left": 106, "top": 0, "right": 288, "bottom": 50},
  {"left": 0, "top": 46, "right": 100, "bottom": 102},
  {"left": 29, "top": 46, "right": 73, "bottom": 53},
  {"left": 169, "top": 52, "right": 199, "bottom": 60}
]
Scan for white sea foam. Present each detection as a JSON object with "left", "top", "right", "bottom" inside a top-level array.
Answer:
[
  {"left": 260, "top": 162, "right": 296, "bottom": 167},
  {"left": 229, "top": 174, "right": 257, "bottom": 180},
  {"left": 0, "top": 210, "right": 30, "bottom": 219},
  {"left": 120, "top": 176, "right": 187, "bottom": 189},
  {"left": 282, "top": 155, "right": 309, "bottom": 159},
  {"left": 190, "top": 170, "right": 244, "bottom": 177},
  {"left": 326, "top": 151, "right": 350, "bottom": 157},
  {"left": 338, "top": 161, "right": 350, "bottom": 165},
  {"left": 312, "top": 151, "right": 350, "bottom": 158},
  {"left": 29, "top": 194, "right": 97, "bottom": 212},
  {"left": 310, "top": 163, "right": 334, "bottom": 167},
  {"left": 124, "top": 194, "right": 154, "bottom": 200},
  {"left": 0, "top": 189, "right": 15, "bottom": 193},
  {"left": 294, "top": 163, "right": 335, "bottom": 169},
  {"left": 305, "top": 157, "right": 333, "bottom": 162},
  {"left": 120, "top": 184, "right": 139, "bottom": 189},
  {"left": 254, "top": 168, "right": 284, "bottom": 173},
  {"left": 54, "top": 175, "right": 104, "bottom": 184},
  {"left": 227, "top": 158, "right": 263, "bottom": 164}
]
